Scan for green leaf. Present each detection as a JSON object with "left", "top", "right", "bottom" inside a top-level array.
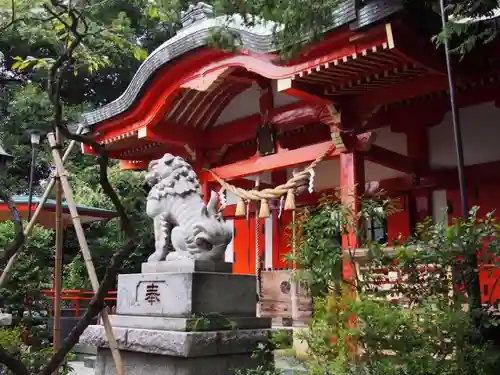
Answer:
[{"left": 54, "top": 23, "right": 66, "bottom": 32}]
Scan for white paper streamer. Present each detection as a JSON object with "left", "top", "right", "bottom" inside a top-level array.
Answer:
[
  {"left": 308, "top": 168, "right": 315, "bottom": 193},
  {"left": 278, "top": 196, "right": 284, "bottom": 219},
  {"left": 218, "top": 189, "right": 227, "bottom": 210}
]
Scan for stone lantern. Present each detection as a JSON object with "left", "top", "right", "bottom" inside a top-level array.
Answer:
[{"left": 0, "top": 141, "right": 13, "bottom": 168}]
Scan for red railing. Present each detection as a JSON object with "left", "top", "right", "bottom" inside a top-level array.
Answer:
[{"left": 41, "top": 289, "right": 117, "bottom": 317}]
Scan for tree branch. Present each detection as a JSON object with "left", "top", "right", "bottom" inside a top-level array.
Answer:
[
  {"left": 0, "top": 0, "right": 19, "bottom": 33},
  {"left": 0, "top": 190, "right": 25, "bottom": 270},
  {"left": 32, "top": 3, "right": 140, "bottom": 373},
  {"left": 40, "top": 236, "right": 138, "bottom": 375},
  {"left": 0, "top": 345, "right": 29, "bottom": 375},
  {"left": 0, "top": 2, "right": 140, "bottom": 373}
]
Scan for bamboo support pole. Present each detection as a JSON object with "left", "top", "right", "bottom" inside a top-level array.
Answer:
[
  {"left": 53, "top": 129, "right": 64, "bottom": 375},
  {"left": 290, "top": 209, "right": 299, "bottom": 324},
  {"left": 255, "top": 178, "right": 261, "bottom": 317},
  {"left": 0, "top": 125, "right": 84, "bottom": 287},
  {"left": 47, "top": 133, "right": 124, "bottom": 375}
]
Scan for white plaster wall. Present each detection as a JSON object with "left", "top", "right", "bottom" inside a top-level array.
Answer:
[
  {"left": 215, "top": 85, "right": 261, "bottom": 126},
  {"left": 226, "top": 191, "right": 239, "bottom": 205},
  {"left": 432, "top": 190, "right": 448, "bottom": 223},
  {"left": 213, "top": 80, "right": 300, "bottom": 126},
  {"left": 373, "top": 126, "right": 407, "bottom": 155},
  {"left": 429, "top": 102, "right": 500, "bottom": 168},
  {"left": 428, "top": 102, "right": 500, "bottom": 221}
]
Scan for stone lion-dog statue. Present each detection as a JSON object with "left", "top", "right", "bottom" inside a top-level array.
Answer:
[{"left": 145, "top": 153, "right": 232, "bottom": 262}]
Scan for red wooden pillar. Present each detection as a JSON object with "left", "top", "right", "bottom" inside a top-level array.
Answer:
[
  {"left": 201, "top": 182, "right": 211, "bottom": 204},
  {"left": 194, "top": 157, "right": 211, "bottom": 205},
  {"left": 271, "top": 170, "right": 288, "bottom": 269},
  {"left": 340, "top": 152, "right": 365, "bottom": 281}
]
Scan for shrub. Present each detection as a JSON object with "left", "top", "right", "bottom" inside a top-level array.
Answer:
[{"left": 0, "top": 327, "right": 74, "bottom": 375}]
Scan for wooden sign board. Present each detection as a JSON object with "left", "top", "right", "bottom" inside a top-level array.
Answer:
[{"left": 260, "top": 270, "right": 312, "bottom": 325}]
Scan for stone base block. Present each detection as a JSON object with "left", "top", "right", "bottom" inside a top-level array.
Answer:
[
  {"left": 109, "top": 314, "right": 271, "bottom": 332},
  {"left": 141, "top": 260, "right": 232, "bottom": 274},
  {"left": 80, "top": 325, "right": 272, "bottom": 357},
  {"left": 95, "top": 348, "right": 269, "bottom": 375},
  {"left": 117, "top": 272, "right": 256, "bottom": 317}
]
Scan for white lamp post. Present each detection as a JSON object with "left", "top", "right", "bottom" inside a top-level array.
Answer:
[
  {"left": 27, "top": 131, "right": 41, "bottom": 221},
  {"left": 0, "top": 141, "right": 13, "bottom": 168}
]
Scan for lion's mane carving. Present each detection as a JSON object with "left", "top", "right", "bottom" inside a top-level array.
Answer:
[{"left": 145, "top": 153, "right": 232, "bottom": 262}]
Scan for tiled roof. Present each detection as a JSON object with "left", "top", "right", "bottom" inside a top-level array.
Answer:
[{"left": 80, "top": 1, "right": 403, "bottom": 130}]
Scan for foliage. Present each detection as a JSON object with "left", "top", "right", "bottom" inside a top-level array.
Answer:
[
  {"left": 233, "top": 340, "right": 281, "bottom": 375},
  {"left": 62, "top": 256, "right": 91, "bottom": 291},
  {"left": 0, "top": 327, "right": 73, "bottom": 375},
  {"left": 0, "top": 0, "right": 161, "bottom": 286},
  {"left": 291, "top": 199, "right": 500, "bottom": 375},
  {"left": 212, "top": 0, "right": 340, "bottom": 58},
  {"left": 0, "top": 222, "right": 53, "bottom": 326},
  {"left": 212, "top": 0, "right": 500, "bottom": 58},
  {"left": 289, "top": 193, "right": 397, "bottom": 295},
  {"left": 68, "top": 162, "right": 153, "bottom": 280},
  {"left": 0, "top": 1, "right": 174, "bottom": 373},
  {"left": 239, "top": 197, "right": 500, "bottom": 375},
  {"left": 431, "top": 0, "right": 500, "bottom": 55}
]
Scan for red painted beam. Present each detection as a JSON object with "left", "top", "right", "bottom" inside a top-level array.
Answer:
[
  {"left": 206, "top": 102, "right": 326, "bottom": 149},
  {"left": 137, "top": 123, "right": 204, "bottom": 148},
  {"left": 203, "top": 131, "right": 376, "bottom": 181},
  {"left": 220, "top": 159, "right": 500, "bottom": 215},
  {"left": 202, "top": 141, "right": 339, "bottom": 181}
]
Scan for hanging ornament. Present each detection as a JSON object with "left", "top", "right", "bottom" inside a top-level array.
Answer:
[
  {"left": 278, "top": 196, "right": 284, "bottom": 219},
  {"left": 259, "top": 198, "right": 270, "bottom": 218},
  {"left": 218, "top": 188, "right": 227, "bottom": 210},
  {"left": 285, "top": 189, "right": 296, "bottom": 211},
  {"left": 308, "top": 168, "right": 316, "bottom": 194},
  {"left": 235, "top": 198, "right": 246, "bottom": 217}
]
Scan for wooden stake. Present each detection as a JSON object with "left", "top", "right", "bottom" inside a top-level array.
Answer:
[
  {"left": 290, "top": 209, "right": 299, "bottom": 325},
  {"left": 53, "top": 129, "right": 64, "bottom": 375},
  {"left": 47, "top": 133, "right": 124, "bottom": 375},
  {"left": 0, "top": 125, "right": 84, "bottom": 288},
  {"left": 255, "top": 177, "right": 261, "bottom": 317}
]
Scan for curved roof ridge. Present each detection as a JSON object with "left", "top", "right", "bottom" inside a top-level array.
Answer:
[
  {"left": 80, "top": 0, "right": 402, "bottom": 129},
  {"left": 81, "top": 13, "right": 277, "bottom": 128}
]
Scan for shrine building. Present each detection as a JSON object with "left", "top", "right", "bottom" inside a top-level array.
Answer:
[{"left": 79, "top": 2, "right": 500, "bottom": 302}]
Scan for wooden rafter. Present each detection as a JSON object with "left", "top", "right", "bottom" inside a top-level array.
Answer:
[
  {"left": 365, "top": 145, "right": 429, "bottom": 176},
  {"left": 137, "top": 123, "right": 204, "bottom": 148},
  {"left": 389, "top": 22, "right": 446, "bottom": 75}
]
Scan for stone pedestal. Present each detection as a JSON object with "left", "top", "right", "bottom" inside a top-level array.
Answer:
[{"left": 80, "top": 260, "right": 273, "bottom": 375}]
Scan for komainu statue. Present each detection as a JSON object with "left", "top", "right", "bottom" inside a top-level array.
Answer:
[{"left": 145, "top": 153, "right": 233, "bottom": 262}]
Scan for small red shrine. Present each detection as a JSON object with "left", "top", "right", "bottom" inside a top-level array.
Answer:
[{"left": 80, "top": 2, "right": 500, "bottom": 303}]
